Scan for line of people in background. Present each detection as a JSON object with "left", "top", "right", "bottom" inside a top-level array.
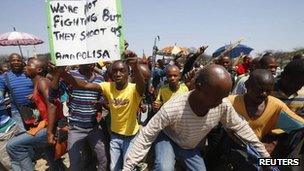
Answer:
[{"left": 0, "top": 48, "right": 303, "bottom": 171}]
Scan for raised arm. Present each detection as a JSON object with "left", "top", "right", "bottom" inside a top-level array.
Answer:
[
  {"left": 55, "top": 66, "right": 102, "bottom": 93},
  {"left": 124, "top": 51, "right": 150, "bottom": 96},
  {"left": 182, "top": 45, "right": 208, "bottom": 79}
]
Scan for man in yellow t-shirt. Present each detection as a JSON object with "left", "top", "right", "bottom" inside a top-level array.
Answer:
[
  {"left": 57, "top": 51, "right": 150, "bottom": 171},
  {"left": 100, "top": 82, "right": 141, "bottom": 136},
  {"left": 152, "top": 65, "right": 189, "bottom": 111},
  {"left": 228, "top": 69, "right": 304, "bottom": 141}
]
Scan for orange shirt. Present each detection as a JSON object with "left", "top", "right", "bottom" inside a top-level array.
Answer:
[{"left": 228, "top": 95, "right": 304, "bottom": 139}]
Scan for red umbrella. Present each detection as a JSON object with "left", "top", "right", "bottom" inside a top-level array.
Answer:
[{"left": 0, "top": 27, "right": 43, "bottom": 57}]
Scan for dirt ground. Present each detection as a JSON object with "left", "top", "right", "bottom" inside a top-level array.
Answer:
[{"left": 34, "top": 153, "right": 70, "bottom": 171}]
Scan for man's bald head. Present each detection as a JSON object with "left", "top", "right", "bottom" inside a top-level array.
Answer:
[
  {"left": 166, "top": 65, "right": 180, "bottom": 73},
  {"left": 192, "top": 64, "right": 232, "bottom": 109},
  {"left": 195, "top": 64, "right": 232, "bottom": 89},
  {"left": 247, "top": 69, "right": 274, "bottom": 86}
]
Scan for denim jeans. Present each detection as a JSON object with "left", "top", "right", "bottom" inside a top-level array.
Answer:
[
  {"left": 110, "top": 133, "right": 136, "bottom": 171},
  {"left": 10, "top": 108, "right": 26, "bottom": 135},
  {"left": 6, "top": 128, "right": 63, "bottom": 171},
  {"left": 68, "top": 125, "right": 107, "bottom": 171},
  {"left": 153, "top": 132, "right": 206, "bottom": 171}
]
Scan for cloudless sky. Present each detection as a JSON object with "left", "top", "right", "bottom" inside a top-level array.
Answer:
[{"left": 0, "top": 0, "right": 303, "bottom": 57}]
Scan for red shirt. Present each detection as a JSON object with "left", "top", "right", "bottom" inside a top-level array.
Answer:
[
  {"left": 27, "top": 82, "right": 64, "bottom": 136},
  {"left": 236, "top": 63, "right": 249, "bottom": 75},
  {"left": 32, "top": 88, "right": 63, "bottom": 121}
]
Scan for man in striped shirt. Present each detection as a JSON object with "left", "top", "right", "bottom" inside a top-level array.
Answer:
[
  {"left": 0, "top": 53, "right": 34, "bottom": 133},
  {"left": 123, "top": 65, "right": 270, "bottom": 171},
  {"left": 50, "top": 63, "right": 107, "bottom": 170}
]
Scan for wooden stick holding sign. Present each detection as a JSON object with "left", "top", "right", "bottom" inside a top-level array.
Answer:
[{"left": 46, "top": 0, "right": 124, "bottom": 66}]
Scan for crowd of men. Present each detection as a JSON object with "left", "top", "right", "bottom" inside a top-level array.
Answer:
[{"left": 0, "top": 47, "right": 303, "bottom": 171}]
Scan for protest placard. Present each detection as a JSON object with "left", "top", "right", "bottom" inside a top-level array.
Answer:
[{"left": 46, "top": 0, "right": 124, "bottom": 66}]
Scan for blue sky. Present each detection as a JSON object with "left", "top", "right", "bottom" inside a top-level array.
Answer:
[{"left": 0, "top": 0, "right": 303, "bottom": 57}]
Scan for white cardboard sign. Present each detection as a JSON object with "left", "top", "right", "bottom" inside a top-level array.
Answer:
[{"left": 46, "top": 0, "right": 124, "bottom": 66}]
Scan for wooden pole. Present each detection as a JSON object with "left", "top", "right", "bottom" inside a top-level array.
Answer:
[{"left": 13, "top": 27, "right": 24, "bottom": 58}]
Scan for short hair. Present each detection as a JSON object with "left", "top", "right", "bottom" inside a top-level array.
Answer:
[
  {"left": 8, "top": 53, "right": 22, "bottom": 60},
  {"left": 112, "top": 60, "right": 130, "bottom": 73},
  {"left": 28, "top": 57, "right": 48, "bottom": 76},
  {"left": 0, "top": 62, "right": 9, "bottom": 69},
  {"left": 157, "top": 59, "right": 164, "bottom": 65},
  {"left": 248, "top": 69, "right": 274, "bottom": 84},
  {"left": 166, "top": 64, "right": 180, "bottom": 72},
  {"left": 259, "top": 52, "right": 275, "bottom": 68},
  {"left": 281, "top": 59, "right": 304, "bottom": 77}
]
